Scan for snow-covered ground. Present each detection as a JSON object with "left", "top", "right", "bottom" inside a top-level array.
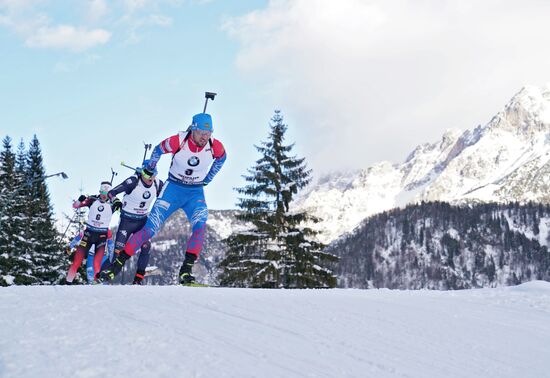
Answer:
[{"left": 1, "top": 282, "right": 549, "bottom": 378}]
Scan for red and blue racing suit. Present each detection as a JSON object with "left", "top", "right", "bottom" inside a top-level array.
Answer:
[{"left": 122, "top": 131, "right": 226, "bottom": 261}]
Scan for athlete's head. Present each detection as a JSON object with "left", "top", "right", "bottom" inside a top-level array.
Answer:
[
  {"left": 99, "top": 181, "right": 112, "bottom": 202},
  {"left": 141, "top": 160, "right": 157, "bottom": 185},
  {"left": 190, "top": 113, "right": 213, "bottom": 147}
]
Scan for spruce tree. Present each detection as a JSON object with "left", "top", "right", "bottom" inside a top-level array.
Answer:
[
  {"left": 14, "top": 139, "right": 32, "bottom": 263},
  {"left": 219, "top": 110, "right": 337, "bottom": 288},
  {"left": 25, "top": 135, "right": 65, "bottom": 284},
  {"left": 0, "top": 136, "right": 16, "bottom": 285},
  {"left": 0, "top": 136, "right": 34, "bottom": 285}
]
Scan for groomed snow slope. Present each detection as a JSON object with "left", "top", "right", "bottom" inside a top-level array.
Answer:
[{"left": 1, "top": 282, "right": 549, "bottom": 378}]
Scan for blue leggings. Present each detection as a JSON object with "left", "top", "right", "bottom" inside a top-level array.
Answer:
[{"left": 124, "top": 181, "right": 208, "bottom": 257}]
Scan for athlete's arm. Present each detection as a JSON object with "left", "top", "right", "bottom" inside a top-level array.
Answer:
[
  {"left": 203, "top": 139, "right": 227, "bottom": 185},
  {"left": 148, "top": 134, "right": 182, "bottom": 168},
  {"left": 73, "top": 196, "right": 95, "bottom": 209},
  {"left": 109, "top": 176, "right": 138, "bottom": 198}
]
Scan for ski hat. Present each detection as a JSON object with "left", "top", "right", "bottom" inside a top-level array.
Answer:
[
  {"left": 141, "top": 160, "right": 158, "bottom": 178},
  {"left": 99, "top": 181, "right": 112, "bottom": 194},
  {"left": 190, "top": 113, "right": 213, "bottom": 132}
]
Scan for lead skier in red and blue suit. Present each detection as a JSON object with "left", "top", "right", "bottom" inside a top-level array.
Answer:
[{"left": 99, "top": 112, "right": 226, "bottom": 284}]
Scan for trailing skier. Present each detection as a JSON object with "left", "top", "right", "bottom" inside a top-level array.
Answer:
[
  {"left": 65, "top": 182, "right": 122, "bottom": 284},
  {"left": 99, "top": 111, "right": 226, "bottom": 285},
  {"left": 103, "top": 161, "right": 163, "bottom": 285},
  {"left": 68, "top": 229, "right": 114, "bottom": 283}
]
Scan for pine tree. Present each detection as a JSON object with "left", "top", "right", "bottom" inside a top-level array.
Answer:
[
  {"left": 25, "top": 135, "right": 65, "bottom": 284},
  {"left": 14, "top": 139, "right": 32, "bottom": 264},
  {"left": 0, "top": 136, "right": 15, "bottom": 285},
  {"left": 0, "top": 136, "right": 34, "bottom": 285},
  {"left": 219, "top": 110, "right": 338, "bottom": 288}
]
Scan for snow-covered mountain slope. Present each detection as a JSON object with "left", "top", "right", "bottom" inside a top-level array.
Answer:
[
  {"left": 296, "top": 85, "right": 550, "bottom": 243},
  {"left": 1, "top": 283, "right": 549, "bottom": 378}
]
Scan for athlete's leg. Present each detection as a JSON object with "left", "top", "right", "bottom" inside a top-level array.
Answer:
[
  {"left": 66, "top": 230, "right": 93, "bottom": 283},
  {"left": 133, "top": 240, "right": 151, "bottom": 284},
  {"left": 101, "top": 217, "right": 132, "bottom": 271},
  {"left": 86, "top": 247, "right": 95, "bottom": 282},
  {"left": 124, "top": 182, "right": 182, "bottom": 256},
  {"left": 182, "top": 191, "right": 208, "bottom": 257},
  {"left": 93, "top": 245, "right": 106, "bottom": 279},
  {"left": 178, "top": 188, "right": 208, "bottom": 283}
]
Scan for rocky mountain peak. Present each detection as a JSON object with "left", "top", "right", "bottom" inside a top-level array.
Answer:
[{"left": 296, "top": 85, "right": 550, "bottom": 243}]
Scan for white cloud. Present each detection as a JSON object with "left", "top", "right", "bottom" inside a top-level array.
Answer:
[
  {"left": 87, "top": 0, "right": 109, "bottom": 21},
  {"left": 123, "top": 0, "right": 149, "bottom": 13},
  {"left": 0, "top": 0, "right": 180, "bottom": 51},
  {"left": 225, "top": 0, "right": 550, "bottom": 173},
  {"left": 117, "top": 0, "right": 177, "bottom": 43},
  {"left": 0, "top": 1, "right": 111, "bottom": 51},
  {"left": 25, "top": 24, "right": 111, "bottom": 51}
]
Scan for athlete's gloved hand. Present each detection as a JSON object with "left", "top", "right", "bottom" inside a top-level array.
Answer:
[
  {"left": 78, "top": 195, "right": 86, "bottom": 202},
  {"left": 112, "top": 198, "right": 123, "bottom": 212}
]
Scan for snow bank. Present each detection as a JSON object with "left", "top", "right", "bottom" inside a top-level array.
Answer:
[{"left": 1, "top": 282, "right": 549, "bottom": 377}]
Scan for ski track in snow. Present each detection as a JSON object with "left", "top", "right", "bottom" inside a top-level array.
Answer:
[{"left": 1, "top": 282, "right": 550, "bottom": 378}]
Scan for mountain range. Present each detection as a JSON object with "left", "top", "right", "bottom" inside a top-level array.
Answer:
[{"left": 295, "top": 85, "right": 550, "bottom": 243}]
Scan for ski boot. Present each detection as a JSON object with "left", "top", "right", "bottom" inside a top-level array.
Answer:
[
  {"left": 180, "top": 272, "right": 196, "bottom": 285},
  {"left": 132, "top": 270, "right": 145, "bottom": 285},
  {"left": 179, "top": 252, "right": 197, "bottom": 286},
  {"left": 97, "top": 250, "right": 131, "bottom": 283}
]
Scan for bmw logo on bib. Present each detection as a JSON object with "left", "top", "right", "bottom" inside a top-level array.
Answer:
[
  {"left": 98, "top": 205, "right": 104, "bottom": 212},
  {"left": 188, "top": 156, "right": 200, "bottom": 167},
  {"left": 143, "top": 191, "right": 151, "bottom": 199}
]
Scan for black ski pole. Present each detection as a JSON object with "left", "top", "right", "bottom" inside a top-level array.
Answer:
[
  {"left": 120, "top": 161, "right": 136, "bottom": 171},
  {"left": 203, "top": 92, "right": 217, "bottom": 113},
  {"left": 60, "top": 209, "right": 79, "bottom": 241},
  {"left": 143, "top": 142, "right": 152, "bottom": 163},
  {"left": 110, "top": 168, "right": 118, "bottom": 185}
]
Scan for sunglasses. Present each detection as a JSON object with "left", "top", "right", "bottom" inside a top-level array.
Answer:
[
  {"left": 193, "top": 129, "right": 212, "bottom": 138},
  {"left": 141, "top": 171, "right": 154, "bottom": 180}
]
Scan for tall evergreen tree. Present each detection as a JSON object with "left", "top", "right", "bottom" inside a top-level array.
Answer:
[
  {"left": 14, "top": 139, "right": 32, "bottom": 261},
  {"left": 0, "top": 136, "right": 34, "bottom": 285},
  {"left": 25, "top": 135, "right": 65, "bottom": 284},
  {"left": 0, "top": 136, "right": 15, "bottom": 285},
  {"left": 219, "top": 110, "right": 337, "bottom": 288}
]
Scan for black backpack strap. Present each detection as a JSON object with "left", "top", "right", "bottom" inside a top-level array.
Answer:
[
  {"left": 175, "top": 130, "right": 192, "bottom": 154},
  {"left": 208, "top": 138, "right": 214, "bottom": 158},
  {"left": 154, "top": 178, "right": 159, "bottom": 195}
]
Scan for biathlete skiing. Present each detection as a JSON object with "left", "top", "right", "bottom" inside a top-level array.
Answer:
[
  {"left": 65, "top": 181, "right": 122, "bottom": 284},
  {"left": 99, "top": 92, "right": 226, "bottom": 285},
  {"left": 104, "top": 162, "right": 163, "bottom": 284},
  {"left": 68, "top": 229, "right": 114, "bottom": 283}
]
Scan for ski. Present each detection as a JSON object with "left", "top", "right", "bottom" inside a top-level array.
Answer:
[{"left": 180, "top": 282, "right": 215, "bottom": 287}]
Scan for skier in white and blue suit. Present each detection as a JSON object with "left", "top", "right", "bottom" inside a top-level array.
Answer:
[
  {"left": 103, "top": 163, "right": 163, "bottom": 284},
  {"left": 100, "top": 112, "right": 226, "bottom": 284}
]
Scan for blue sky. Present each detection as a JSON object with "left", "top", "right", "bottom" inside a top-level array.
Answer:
[
  {"left": 1, "top": 0, "right": 279, "bottom": 220},
  {"left": 3, "top": 0, "right": 550, "bottom": 223}
]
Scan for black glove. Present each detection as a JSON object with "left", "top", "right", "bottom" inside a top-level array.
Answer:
[
  {"left": 78, "top": 194, "right": 86, "bottom": 202},
  {"left": 112, "top": 199, "right": 123, "bottom": 212}
]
